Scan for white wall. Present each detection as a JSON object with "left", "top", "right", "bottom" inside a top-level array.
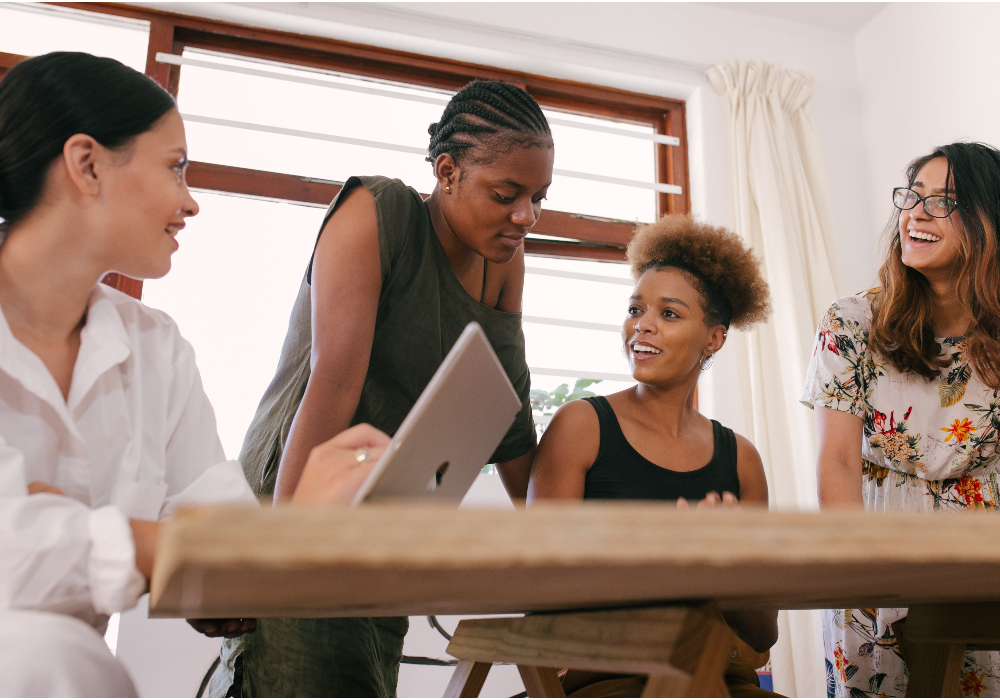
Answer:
[{"left": 856, "top": 2, "right": 1000, "bottom": 242}]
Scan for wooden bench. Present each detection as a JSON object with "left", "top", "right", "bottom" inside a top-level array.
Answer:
[{"left": 443, "top": 604, "right": 767, "bottom": 698}]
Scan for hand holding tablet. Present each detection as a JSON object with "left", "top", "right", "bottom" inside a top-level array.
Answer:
[
  {"left": 351, "top": 322, "right": 522, "bottom": 506},
  {"left": 289, "top": 323, "right": 520, "bottom": 508},
  {"left": 291, "top": 424, "right": 391, "bottom": 506}
]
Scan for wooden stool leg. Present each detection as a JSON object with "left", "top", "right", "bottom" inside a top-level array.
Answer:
[
  {"left": 894, "top": 619, "right": 964, "bottom": 698},
  {"left": 444, "top": 660, "right": 493, "bottom": 698},
  {"left": 642, "top": 606, "right": 733, "bottom": 697},
  {"left": 517, "top": 665, "right": 566, "bottom": 698}
]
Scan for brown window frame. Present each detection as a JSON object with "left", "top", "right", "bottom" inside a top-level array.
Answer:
[{"left": 17, "top": 3, "right": 691, "bottom": 298}]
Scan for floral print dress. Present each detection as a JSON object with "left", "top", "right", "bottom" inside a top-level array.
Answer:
[{"left": 801, "top": 291, "right": 1000, "bottom": 698}]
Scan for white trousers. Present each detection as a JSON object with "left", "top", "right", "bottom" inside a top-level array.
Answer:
[{"left": 0, "top": 610, "right": 137, "bottom": 697}]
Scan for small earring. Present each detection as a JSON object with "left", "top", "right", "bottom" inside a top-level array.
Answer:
[
  {"left": 445, "top": 185, "right": 452, "bottom": 193},
  {"left": 700, "top": 354, "right": 714, "bottom": 371}
]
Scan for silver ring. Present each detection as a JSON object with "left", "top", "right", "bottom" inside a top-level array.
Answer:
[{"left": 353, "top": 447, "right": 369, "bottom": 464}]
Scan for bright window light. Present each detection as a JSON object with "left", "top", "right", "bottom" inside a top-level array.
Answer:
[
  {"left": 175, "top": 50, "right": 659, "bottom": 223},
  {"left": 0, "top": 3, "right": 148, "bottom": 71},
  {"left": 522, "top": 256, "right": 636, "bottom": 430},
  {"left": 142, "top": 193, "right": 325, "bottom": 459}
]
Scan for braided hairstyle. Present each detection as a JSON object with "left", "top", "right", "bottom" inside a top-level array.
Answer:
[{"left": 427, "top": 80, "right": 552, "bottom": 167}]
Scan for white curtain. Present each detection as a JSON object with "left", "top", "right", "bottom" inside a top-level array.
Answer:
[{"left": 705, "top": 59, "right": 840, "bottom": 698}]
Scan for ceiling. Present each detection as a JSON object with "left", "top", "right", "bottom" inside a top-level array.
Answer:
[{"left": 707, "top": 2, "right": 889, "bottom": 33}]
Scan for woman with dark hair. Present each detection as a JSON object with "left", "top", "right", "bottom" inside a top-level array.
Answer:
[
  {"left": 803, "top": 142, "right": 1000, "bottom": 697},
  {"left": 529, "top": 215, "right": 779, "bottom": 697},
  {"left": 0, "top": 52, "right": 391, "bottom": 697},
  {"left": 215, "top": 81, "right": 551, "bottom": 696}
]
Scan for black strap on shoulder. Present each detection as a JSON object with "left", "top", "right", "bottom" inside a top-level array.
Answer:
[
  {"left": 480, "top": 257, "right": 488, "bottom": 305},
  {"left": 713, "top": 421, "right": 740, "bottom": 488}
]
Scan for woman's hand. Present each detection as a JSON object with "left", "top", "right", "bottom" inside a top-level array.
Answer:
[
  {"left": 290, "top": 423, "right": 391, "bottom": 506},
  {"left": 676, "top": 491, "right": 738, "bottom": 509}
]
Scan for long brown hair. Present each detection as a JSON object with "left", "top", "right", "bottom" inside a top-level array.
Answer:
[{"left": 870, "top": 142, "right": 1000, "bottom": 388}]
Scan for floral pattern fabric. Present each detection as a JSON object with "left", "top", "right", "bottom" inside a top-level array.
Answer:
[{"left": 802, "top": 291, "right": 1000, "bottom": 698}]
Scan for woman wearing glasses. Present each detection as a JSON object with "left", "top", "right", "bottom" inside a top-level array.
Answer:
[{"left": 802, "top": 142, "right": 1000, "bottom": 697}]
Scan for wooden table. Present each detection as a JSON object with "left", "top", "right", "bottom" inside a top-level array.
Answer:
[{"left": 150, "top": 503, "right": 1000, "bottom": 696}]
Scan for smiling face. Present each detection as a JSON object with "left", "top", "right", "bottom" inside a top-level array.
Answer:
[
  {"left": 622, "top": 266, "right": 728, "bottom": 388},
  {"left": 899, "top": 157, "right": 965, "bottom": 280},
  {"left": 93, "top": 109, "right": 199, "bottom": 279},
  {"left": 435, "top": 143, "right": 553, "bottom": 264}
]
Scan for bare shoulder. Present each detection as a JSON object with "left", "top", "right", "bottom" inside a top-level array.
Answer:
[
  {"left": 313, "top": 184, "right": 379, "bottom": 274},
  {"left": 320, "top": 183, "right": 376, "bottom": 234},
  {"left": 733, "top": 431, "right": 768, "bottom": 504},
  {"left": 733, "top": 432, "right": 759, "bottom": 460},
  {"left": 540, "top": 398, "right": 601, "bottom": 457},
  {"left": 530, "top": 398, "right": 601, "bottom": 500},
  {"left": 548, "top": 397, "right": 599, "bottom": 432}
]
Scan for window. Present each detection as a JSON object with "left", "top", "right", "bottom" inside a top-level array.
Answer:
[
  {"left": 0, "top": 3, "right": 148, "bottom": 70},
  {"left": 0, "top": 3, "right": 690, "bottom": 449},
  {"left": 141, "top": 193, "right": 324, "bottom": 458}
]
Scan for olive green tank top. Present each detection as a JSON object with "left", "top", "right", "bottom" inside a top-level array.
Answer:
[{"left": 239, "top": 175, "right": 536, "bottom": 498}]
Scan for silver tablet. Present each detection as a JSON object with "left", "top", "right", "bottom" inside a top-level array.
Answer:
[{"left": 351, "top": 322, "right": 522, "bottom": 506}]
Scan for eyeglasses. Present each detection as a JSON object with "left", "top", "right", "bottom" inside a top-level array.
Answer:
[{"left": 893, "top": 187, "right": 958, "bottom": 218}]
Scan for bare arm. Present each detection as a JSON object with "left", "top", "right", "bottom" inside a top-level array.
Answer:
[
  {"left": 527, "top": 401, "right": 600, "bottom": 503},
  {"left": 720, "top": 435, "right": 778, "bottom": 653},
  {"left": 815, "top": 407, "right": 864, "bottom": 507},
  {"left": 273, "top": 187, "right": 383, "bottom": 501},
  {"left": 493, "top": 246, "right": 535, "bottom": 503},
  {"left": 497, "top": 448, "right": 534, "bottom": 506}
]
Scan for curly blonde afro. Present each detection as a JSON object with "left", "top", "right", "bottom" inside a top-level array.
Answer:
[{"left": 626, "top": 214, "right": 771, "bottom": 331}]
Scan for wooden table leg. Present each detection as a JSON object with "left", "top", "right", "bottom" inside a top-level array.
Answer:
[
  {"left": 643, "top": 607, "right": 733, "bottom": 698},
  {"left": 444, "top": 660, "right": 493, "bottom": 698},
  {"left": 517, "top": 666, "right": 566, "bottom": 698},
  {"left": 894, "top": 618, "right": 964, "bottom": 698}
]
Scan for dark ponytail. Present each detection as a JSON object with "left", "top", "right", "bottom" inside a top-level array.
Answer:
[{"left": 0, "top": 52, "right": 176, "bottom": 231}]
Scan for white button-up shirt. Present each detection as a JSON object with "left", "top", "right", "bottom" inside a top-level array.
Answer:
[{"left": 0, "top": 284, "right": 257, "bottom": 629}]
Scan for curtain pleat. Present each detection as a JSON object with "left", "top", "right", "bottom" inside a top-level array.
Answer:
[{"left": 706, "top": 58, "right": 840, "bottom": 699}]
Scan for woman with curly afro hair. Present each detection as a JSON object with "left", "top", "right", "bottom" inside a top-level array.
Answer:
[{"left": 528, "top": 214, "right": 778, "bottom": 697}]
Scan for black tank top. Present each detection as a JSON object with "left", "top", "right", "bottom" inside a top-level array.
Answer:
[{"left": 582, "top": 396, "right": 741, "bottom": 501}]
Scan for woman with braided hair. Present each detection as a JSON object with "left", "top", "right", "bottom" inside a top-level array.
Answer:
[{"left": 212, "top": 80, "right": 553, "bottom": 697}]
